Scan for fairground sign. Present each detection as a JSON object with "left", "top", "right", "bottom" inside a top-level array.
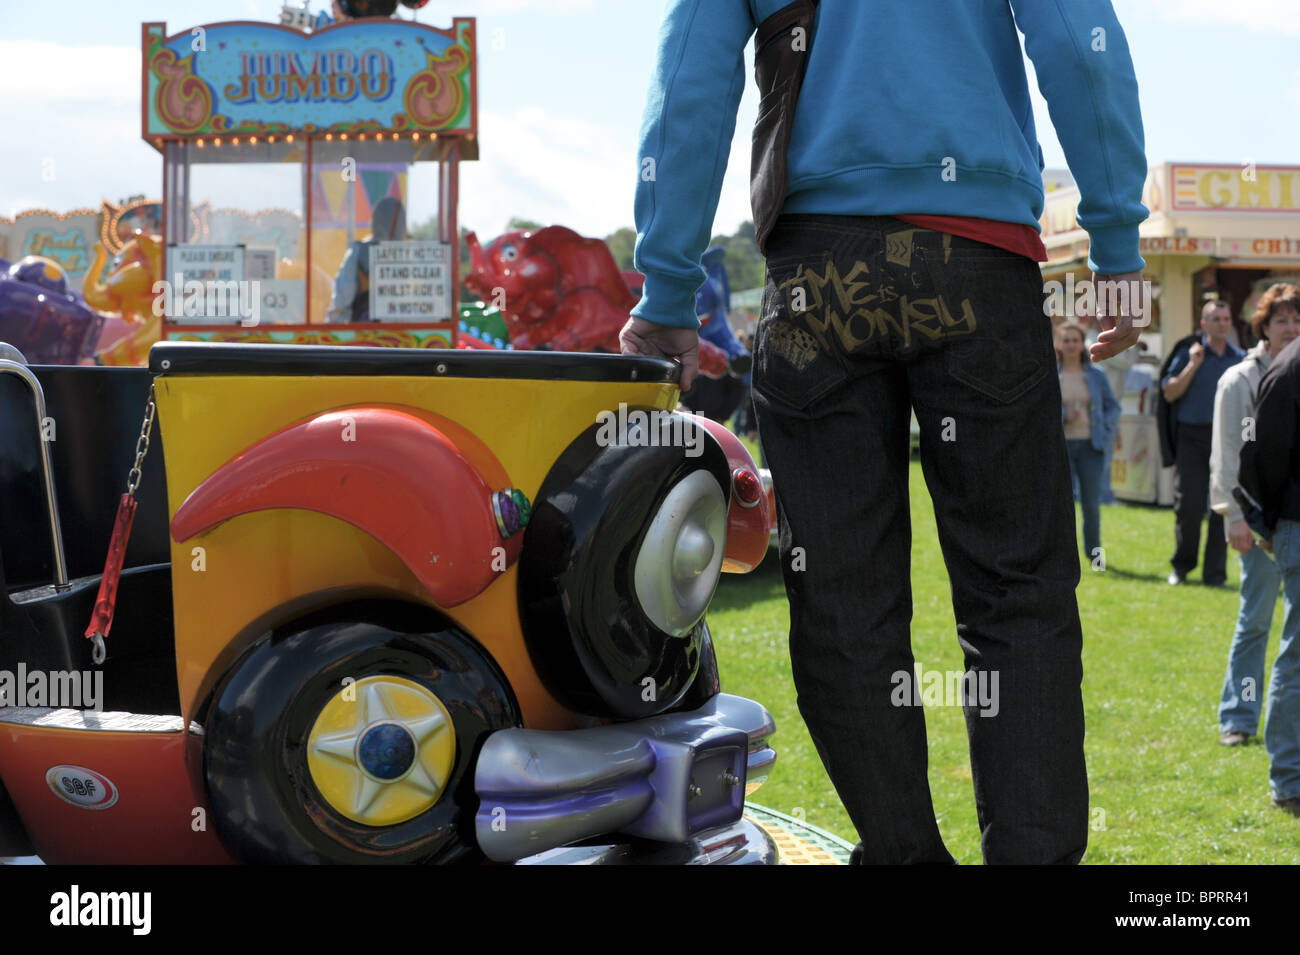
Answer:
[
  {"left": 141, "top": 19, "right": 476, "bottom": 144},
  {"left": 1167, "top": 163, "right": 1300, "bottom": 214},
  {"left": 1044, "top": 163, "right": 1300, "bottom": 243}
]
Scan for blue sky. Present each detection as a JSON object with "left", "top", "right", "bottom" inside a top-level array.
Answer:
[{"left": 2, "top": 0, "right": 1298, "bottom": 242}]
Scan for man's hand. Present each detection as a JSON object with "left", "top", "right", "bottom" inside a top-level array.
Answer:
[
  {"left": 1089, "top": 270, "right": 1145, "bottom": 362},
  {"left": 619, "top": 316, "right": 700, "bottom": 391},
  {"left": 1228, "top": 519, "right": 1254, "bottom": 556},
  {"left": 1189, "top": 342, "right": 1205, "bottom": 366}
]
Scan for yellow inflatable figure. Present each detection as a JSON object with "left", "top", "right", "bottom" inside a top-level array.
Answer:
[{"left": 83, "top": 232, "right": 164, "bottom": 366}]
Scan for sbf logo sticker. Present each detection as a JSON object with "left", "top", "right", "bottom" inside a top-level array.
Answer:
[{"left": 46, "top": 765, "right": 119, "bottom": 810}]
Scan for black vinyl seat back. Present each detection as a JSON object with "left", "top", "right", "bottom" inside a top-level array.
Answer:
[
  {"left": 0, "top": 365, "right": 171, "bottom": 594},
  {"left": 0, "top": 364, "right": 179, "bottom": 713}
]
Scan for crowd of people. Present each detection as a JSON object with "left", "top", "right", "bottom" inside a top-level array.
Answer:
[{"left": 1054, "top": 285, "right": 1300, "bottom": 817}]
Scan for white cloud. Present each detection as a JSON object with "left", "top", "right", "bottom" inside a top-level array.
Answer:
[
  {"left": 459, "top": 96, "right": 760, "bottom": 244},
  {"left": 0, "top": 41, "right": 137, "bottom": 101},
  {"left": 0, "top": 41, "right": 152, "bottom": 216},
  {"left": 459, "top": 107, "right": 635, "bottom": 240},
  {"left": 715, "top": 105, "right": 761, "bottom": 235},
  {"left": 1120, "top": 0, "right": 1300, "bottom": 35}
]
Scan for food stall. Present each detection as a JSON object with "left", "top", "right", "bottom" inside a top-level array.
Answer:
[{"left": 142, "top": 14, "right": 477, "bottom": 347}]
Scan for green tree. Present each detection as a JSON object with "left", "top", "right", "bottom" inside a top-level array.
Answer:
[
  {"left": 506, "top": 217, "right": 544, "bottom": 233},
  {"left": 604, "top": 227, "right": 636, "bottom": 270},
  {"left": 408, "top": 215, "right": 439, "bottom": 240},
  {"left": 705, "top": 220, "right": 764, "bottom": 292}
]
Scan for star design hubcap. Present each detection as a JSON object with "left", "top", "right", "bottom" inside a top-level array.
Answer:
[{"left": 306, "top": 676, "right": 456, "bottom": 826}]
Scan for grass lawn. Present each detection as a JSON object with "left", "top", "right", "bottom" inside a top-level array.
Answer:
[{"left": 710, "top": 457, "right": 1300, "bottom": 864}]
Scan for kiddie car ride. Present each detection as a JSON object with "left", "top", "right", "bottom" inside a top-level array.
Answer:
[{"left": 0, "top": 340, "right": 776, "bottom": 864}]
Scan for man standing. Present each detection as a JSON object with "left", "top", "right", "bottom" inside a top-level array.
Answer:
[
  {"left": 1212, "top": 286, "right": 1300, "bottom": 748},
  {"left": 622, "top": 0, "right": 1146, "bottom": 864},
  {"left": 1236, "top": 305, "right": 1300, "bottom": 817},
  {"left": 1162, "top": 301, "right": 1244, "bottom": 585}
]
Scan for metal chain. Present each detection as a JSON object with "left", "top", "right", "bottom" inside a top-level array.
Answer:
[
  {"left": 89, "top": 384, "right": 156, "bottom": 666},
  {"left": 126, "top": 384, "right": 157, "bottom": 497}
]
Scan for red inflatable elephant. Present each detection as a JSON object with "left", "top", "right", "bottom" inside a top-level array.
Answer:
[{"left": 464, "top": 225, "right": 727, "bottom": 377}]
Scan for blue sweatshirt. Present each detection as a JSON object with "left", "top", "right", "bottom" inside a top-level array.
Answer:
[{"left": 632, "top": 0, "right": 1149, "bottom": 329}]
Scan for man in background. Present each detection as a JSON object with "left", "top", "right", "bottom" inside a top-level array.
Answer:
[
  {"left": 1236, "top": 312, "right": 1300, "bottom": 817},
  {"left": 1212, "top": 285, "right": 1300, "bottom": 748},
  {"left": 327, "top": 197, "right": 407, "bottom": 324},
  {"left": 1162, "top": 300, "right": 1243, "bottom": 585}
]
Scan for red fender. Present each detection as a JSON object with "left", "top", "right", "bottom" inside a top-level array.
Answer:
[
  {"left": 680, "top": 413, "right": 770, "bottom": 573},
  {"left": 170, "top": 407, "right": 528, "bottom": 607}
]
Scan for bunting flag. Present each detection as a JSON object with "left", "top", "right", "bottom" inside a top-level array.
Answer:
[
  {"left": 360, "top": 169, "right": 394, "bottom": 210},
  {"left": 352, "top": 178, "right": 371, "bottom": 227},
  {"left": 317, "top": 171, "right": 350, "bottom": 225},
  {"left": 309, "top": 164, "right": 411, "bottom": 228}
]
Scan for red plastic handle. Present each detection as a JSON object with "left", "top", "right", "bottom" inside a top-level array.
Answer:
[{"left": 85, "top": 493, "right": 138, "bottom": 645}]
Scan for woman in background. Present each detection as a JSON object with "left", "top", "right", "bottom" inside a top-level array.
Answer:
[{"left": 1058, "top": 321, "right": 1121, "bottom": 567}]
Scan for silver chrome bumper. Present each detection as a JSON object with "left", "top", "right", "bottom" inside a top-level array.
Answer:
[{"left": 474, "top": 693, "right": 776, "bottom": 862}]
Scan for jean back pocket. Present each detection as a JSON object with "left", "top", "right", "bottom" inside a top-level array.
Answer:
[
  {"left": 753, "top": 256, "right": 850, "bottom": 410},
  {"left": 937, "top": 254, "right": 1053, "bottom": 404}
]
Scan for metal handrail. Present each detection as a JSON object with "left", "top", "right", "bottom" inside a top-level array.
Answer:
[{"left": 0, "top": 358, "right": 69, "bottom": 589}]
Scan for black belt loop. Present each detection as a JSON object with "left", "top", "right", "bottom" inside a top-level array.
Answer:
[{"left": 750, "top": 0, "right": 820, "bottom": 255}]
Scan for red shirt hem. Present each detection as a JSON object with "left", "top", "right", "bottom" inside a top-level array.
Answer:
[{"left": 895, "top": 214, "right": 1047, "bottom": 262}]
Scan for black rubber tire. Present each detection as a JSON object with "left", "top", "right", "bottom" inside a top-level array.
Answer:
[
  {"left": 202, "top": 600, "right": 520, "bottom": 864},
  {"left": 671, "top": 620, "right": 722, "bottom": 714},
  {"left": 518, "top": 412, "right": 731, "bottom": 720}
]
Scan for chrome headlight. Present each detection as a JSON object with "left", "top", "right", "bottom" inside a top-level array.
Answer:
[{"left": 634, "top": 469, "right": 727, "bottom": 637}]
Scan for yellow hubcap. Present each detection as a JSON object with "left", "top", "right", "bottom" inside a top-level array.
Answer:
[{"left": 306, "top": 675, "right": 456, "bottom": 827}]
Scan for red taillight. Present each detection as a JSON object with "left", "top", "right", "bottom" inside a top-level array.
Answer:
[{"left": 732, "top": 467, "right": 762, "bottom": 508}]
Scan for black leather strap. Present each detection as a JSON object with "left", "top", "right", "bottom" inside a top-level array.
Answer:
[{"left": 750, "top": 0, "right": 820, "bottom": 254}]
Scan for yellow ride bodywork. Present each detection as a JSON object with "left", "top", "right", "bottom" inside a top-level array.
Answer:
[{"left": 155, "top": 372, "right": 678, "bottom": 730}]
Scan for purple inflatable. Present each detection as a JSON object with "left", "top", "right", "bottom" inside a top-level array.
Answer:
[{"left": 0, "top": 256, "right": 104, "bottom": 365}]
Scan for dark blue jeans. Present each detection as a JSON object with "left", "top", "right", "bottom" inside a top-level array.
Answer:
[
  {"left": 1171, "top": 422, "right": 1227, "bottom": 584},
  {"left": 752, "top": 214, "right": 1087, "bottom": 864},
  {"left": 1066, "top": 438, "right": 1105, "bottom": 563}
]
